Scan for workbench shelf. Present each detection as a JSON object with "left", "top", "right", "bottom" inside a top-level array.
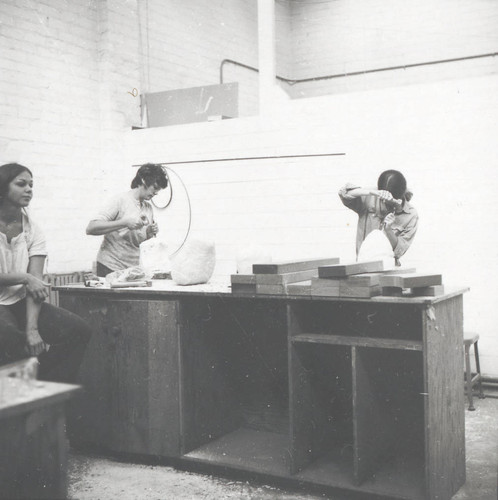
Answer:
[
  {"left": 291, "top": 333, "right": 423, "bottom": 351},
  {"left": 288, "top": 340, "right": 425, "bottom": 498},
  {"left": 179, "top": 297, "right": 290, "bottom": 474},
  {"left": 56, "top": 286, "right": 466, "bottom": 500},
  {"left": 287, "top": 301, "right": 423, "bottom": 342},
  {"left": 287, "top": 298, "right": 461, "bottom": 500}
]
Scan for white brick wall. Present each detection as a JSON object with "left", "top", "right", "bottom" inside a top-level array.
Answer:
[
  {"left": 126, "top": 74, "right": 498, "bottom": 376},
  {"left": 145, "top": 0, "right": 261, "bottom": 117},
  {"left": 287, "top": 0, "right": 498, "bottom": 96},
  {"left": 0, "top": 0, "right": 103, "bottom": 272}
]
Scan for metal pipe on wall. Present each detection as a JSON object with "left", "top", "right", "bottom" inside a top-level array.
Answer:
[{"left": 220, "top": 52, "right": 498, "bottom": 86}]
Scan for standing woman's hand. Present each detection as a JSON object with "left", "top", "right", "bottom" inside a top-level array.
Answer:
[
  {"left": 25, "top": 274, "right": 50, "bottom": 303},
  {"left": 25, "top": 327, "right": 46, "bottom": 356},
  {"left": 383, "top": 212, "right": 396, "bottom": 228},
  {"left": 374, "top": 190, "right": 395, "bottom": 202},
  {"left": 146, "top": 222, "right": 158, "bottom": 238},
  {"left": 122, "top": 215, "right": 147, "bottom": 230}
]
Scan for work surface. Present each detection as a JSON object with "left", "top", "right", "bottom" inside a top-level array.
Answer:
[{"left": 55, "top": 278, "right": 468, "bottom": 305}]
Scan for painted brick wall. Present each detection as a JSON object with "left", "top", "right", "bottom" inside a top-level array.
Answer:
[
  {"left": 287, "top": 0, "right": 498, "bottom": 97},
  {"left": 126, "top": 74, "right": 498, "bottom": 376},
  {"left": 139, "top": 0, "right": 498, "bottom": 105},
  {"left": 144, "top": 0, "right": 261, "bottom": 117},
  {"left": 1, "top": 0, "right": 153, "bottom": 272},
  {"left": 0, "top": 0, "right": 103, "bottom": 272}
]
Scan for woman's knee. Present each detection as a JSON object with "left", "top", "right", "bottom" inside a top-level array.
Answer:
[{"left": 39, "top": 303, "right": 92, "bottom": 345}]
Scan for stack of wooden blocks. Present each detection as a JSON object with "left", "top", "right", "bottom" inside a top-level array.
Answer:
[
  {"left": 231, "top": 258, "right": 444, "bottom": 298},
  {"left": 230, "top": 257, "right": 340, "bottom": 296},
  {"left": 379, "top": 272, "right": 444, "bottom": 296},
  {"left": 312, "top": 260, "right": 386, "bottom": 298}
]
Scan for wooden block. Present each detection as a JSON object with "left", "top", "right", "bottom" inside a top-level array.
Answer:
[
  {"left": 340, "top": 283, "right": 381, "bottom": 298},
  {"left": 376, "top": 267, "right": 416, "bottom": 275},
  {"left": 318, "top": 261, "right": 384, "bottom": 278},
  {"left": 379, "top": 273, "right": 442, "bottom": 289},
  {"left": 310, "top": 278, "right": 341, "bottom": 297},
  {"left": 411, "top": 285, "right": 445, "bottom": 296},
  {"left": 286, "top": 280, "right": 312, "bottom": 296},
  {"left": 311, "top": 277, "right": 342, "bottom": 288},
  {"left": 231, "top": 274, "right": 256, "bottom": 285},
  {"left": 346, "top": 273, "right": 381, "bottom": 287},
  {"left": 255, "top": 269, "right": 318, "bottom": 285},
  {"left": 256, "top": 284, "right": 286, "bottom": 295},
  {"left": 310, "top": 287, "right": 341, "bottom": 297},
  {"left": 252, "top": 257, "right": 340, "bottom": 275},
  {"left": 231, "top": 283, "right": 257, "bottom": 294}
]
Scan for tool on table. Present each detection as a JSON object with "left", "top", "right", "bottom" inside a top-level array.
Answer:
[
  {"left": 110, "top": 280, "right": 152, "bottom": 288},
  {"left": 84, "top": 277, "right": 106, "bottom": 287}
]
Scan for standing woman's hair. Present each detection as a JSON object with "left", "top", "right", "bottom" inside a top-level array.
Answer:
[
  {"left": 0, "top": 163, "right": 33, "bottom": 201},
  {"left": 131, "top": 163, "right": 168, "bottom": 189},
  {"left": 377, "top": 169, "right": 407, "bottom": 200}
]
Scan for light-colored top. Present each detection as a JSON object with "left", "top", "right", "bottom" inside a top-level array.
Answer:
[
  {"left": 0, "top": 210, "right": 48, "bottom": 305},
  {"left": 93, "top": 191, "right": 154, "bottom": 271},
  {"left": 338, "top": 182, "right": 419, "bottom": 260}
]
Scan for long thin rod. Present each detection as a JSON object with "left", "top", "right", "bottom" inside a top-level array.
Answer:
[{"left": 133, "top": 152, "right": 345, "bottom": 168}]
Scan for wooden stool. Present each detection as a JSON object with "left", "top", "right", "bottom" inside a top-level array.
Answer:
[{"left": 464, "top": 333, "right": 485, "bottom": 411}]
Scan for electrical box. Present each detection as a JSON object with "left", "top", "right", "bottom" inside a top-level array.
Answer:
[{"left": 143, "top": 83, "right": 238, "bottom": 127}]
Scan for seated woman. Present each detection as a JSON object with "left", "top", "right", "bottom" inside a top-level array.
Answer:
[
  {"left": 338, "top": 169, "right": 419, "bottom": 266},
  {"left": 86, "top": 163, "right": 168, "bottom": 277},
  {"left": 0, "top": 163, "right": 91, "bottom": 384}
]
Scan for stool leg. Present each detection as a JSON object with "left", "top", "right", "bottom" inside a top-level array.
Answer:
[
  {"left": 465, "top": 345, "right": 475, "bottom": 410},
  {"left": 474, "top": 341, "right": 485, "bottom": 399}
]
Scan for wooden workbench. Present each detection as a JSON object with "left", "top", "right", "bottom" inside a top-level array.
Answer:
[{"left": 56, "top": 280, "right": 467, "bottom": 500}]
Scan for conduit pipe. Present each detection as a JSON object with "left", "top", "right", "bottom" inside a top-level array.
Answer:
[{"left": 220, "top": 52, "right": 498, "bottom": 85}]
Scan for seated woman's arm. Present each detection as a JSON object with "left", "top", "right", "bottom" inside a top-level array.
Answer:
[
  {"left": 0, "top": 268, "right": 49, "bottom": 298},
  {"left": 25, "top": 255, "right": 50, "bottom": 356}
]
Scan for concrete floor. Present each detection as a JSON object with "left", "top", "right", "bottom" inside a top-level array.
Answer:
[{"left": 68, "top": 395, "right": 498, "bottom": 500}]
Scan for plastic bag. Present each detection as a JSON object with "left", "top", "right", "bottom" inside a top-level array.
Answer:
[
  {"left": 170, "top": 239, "right": 216, "bottom": 285},
  {"left": 236, "top": 245, "right": 272, "bottom": 275},
  {"left": 140, "top": 238, "right": 171, "bottom": 275},
  {"left": 357, "top": 229, "right": 395, "bottom": 270},
  {"left": 105, "top": 266, "right": 149, "bottom": 285}
]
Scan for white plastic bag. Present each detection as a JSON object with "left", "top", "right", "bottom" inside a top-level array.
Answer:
[
  {"left": 236, "top": 245, "right": 272, "bottom": 275},
  {"left": 105, "top": 266, "right": 149, "bottom": 285},
  {"left": 357, "top": 229, "right": 395, "bottom": 270},
  {"left": 140, "top": 238, "right": 171, "bottom": 274},
  {"left": 170, "top": 239, "right": 216, "bottom": 285}
]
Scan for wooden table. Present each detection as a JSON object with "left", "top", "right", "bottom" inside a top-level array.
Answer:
[
  {"left": 0, "top": 362, "right": 80, "bottom": 500},
  {"left": 56, "top": 281, "right": 467, "bottom": 500}
]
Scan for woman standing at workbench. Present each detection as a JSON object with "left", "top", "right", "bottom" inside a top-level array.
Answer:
[
  {"left": 0, "top": 163, "right": 91, "bottom": 383},
  {"left": 86, "top": 163, "right": 168, "bottom": 277},
  {"left": 338, "top": 169, "right": 419, "bottom": 265}
]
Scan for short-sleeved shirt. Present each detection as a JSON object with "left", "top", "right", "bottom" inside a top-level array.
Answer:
[
  {"left": 338, "top": 183, "right": 419, "bottom": 260},
  {"left": 93, "top": 191, "right": 154, "bottom": 271},
  {"left": 0, "top": 210, "right": 48, "bottom": 305}
]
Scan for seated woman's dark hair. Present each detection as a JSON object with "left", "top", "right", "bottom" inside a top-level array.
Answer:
[
  {"left": 0, "top": 163, "right": 33, "bottom": 199},
  {"left": 131, "top": 163, "right": 168, "bottom": 189},
  {"left": 377, "top": 169, "right": 407, "bottom": 200}
]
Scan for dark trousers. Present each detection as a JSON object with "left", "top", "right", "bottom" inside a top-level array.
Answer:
[
  {"left": 96, "top": 261, "right": 114, "bottom": 278},
  {"left": 0, "top": 299, "right": 92, "bottom": 384}
]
